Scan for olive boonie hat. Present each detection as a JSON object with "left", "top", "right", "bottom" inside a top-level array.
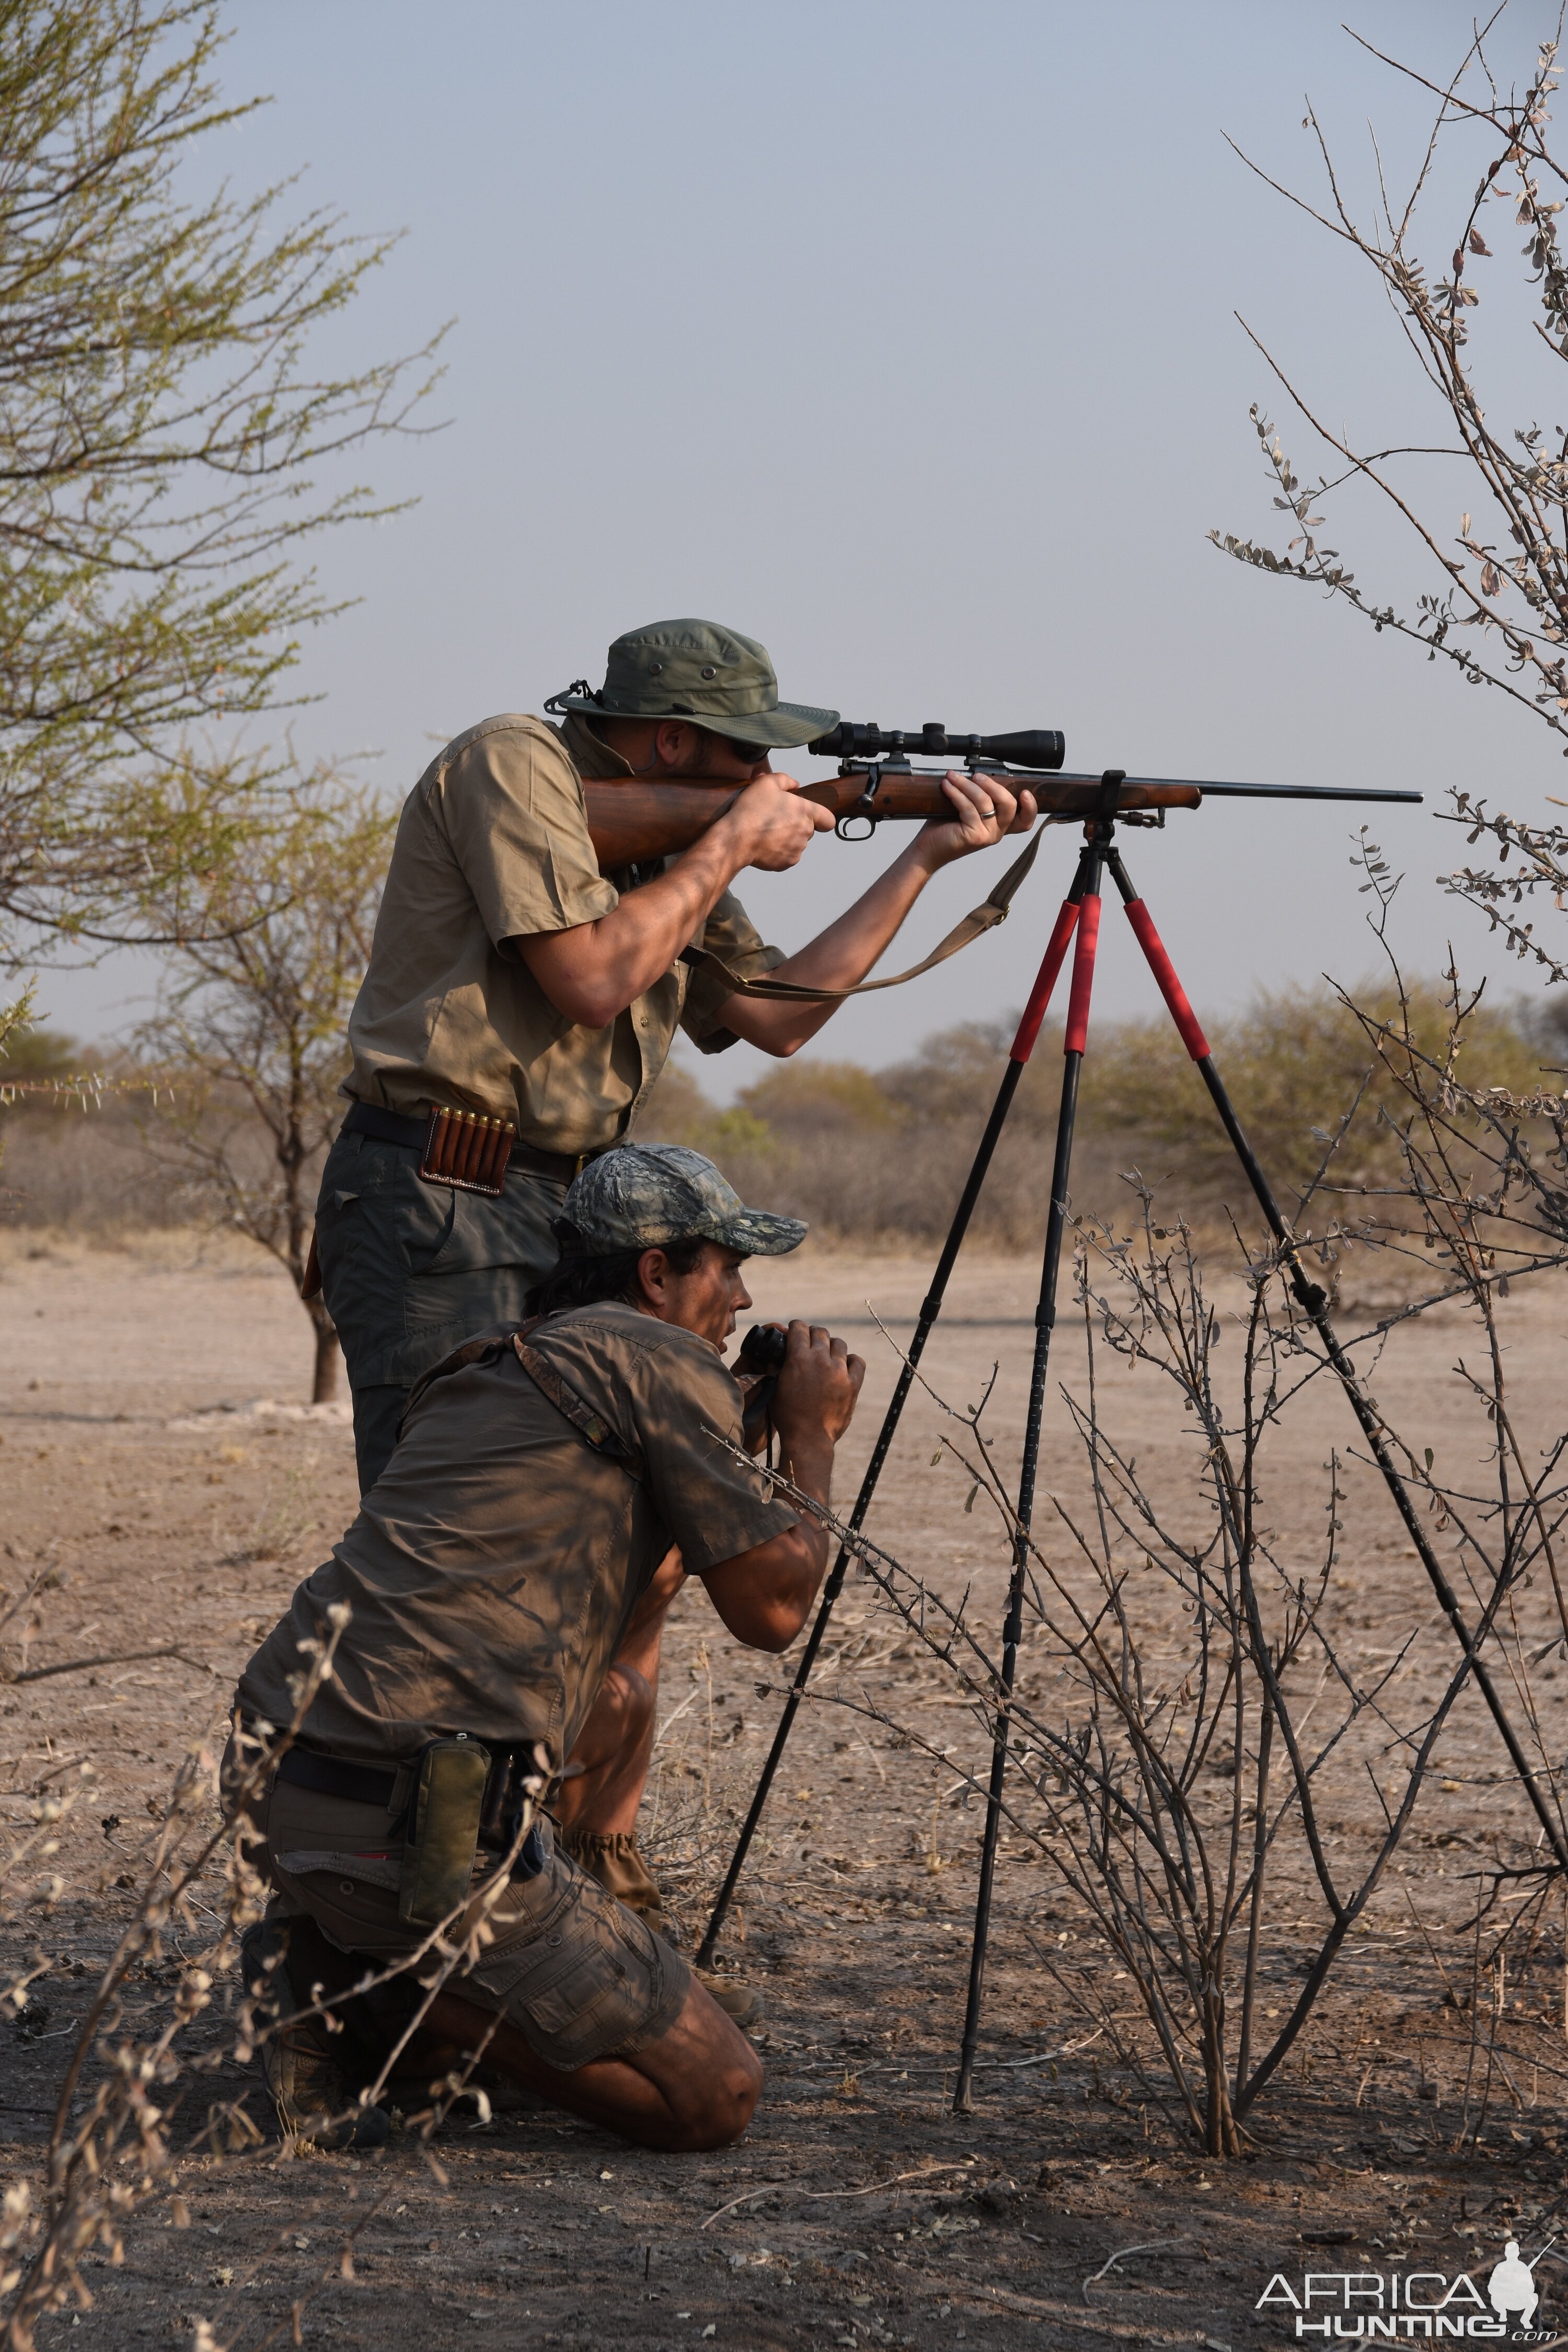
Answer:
[
  {"left": 547, "top": 618, "right": 838, "bottom": 751},
  {"left": 560, "top": 1143, "right": 807, "bottom": 1257}
]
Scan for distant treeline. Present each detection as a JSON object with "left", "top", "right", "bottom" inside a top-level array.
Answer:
[
  {"left": 636, "top": 979, "right": 1564, "bottom": 1250},
  {"left": 2, "top": 979, "right": 1560, "bottom": 1248}
]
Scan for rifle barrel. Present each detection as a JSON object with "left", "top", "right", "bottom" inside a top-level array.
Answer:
[{"left": 1174, "top": 780, "right": 1422, "bottom": 804}]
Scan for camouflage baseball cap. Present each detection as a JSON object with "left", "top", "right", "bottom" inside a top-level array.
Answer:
[
  {"left": 561, "top": 1143, "right": 806, "bottom": 1257},
  {"left": 547, "top": 618, "right": 838, "bottom": 751}
]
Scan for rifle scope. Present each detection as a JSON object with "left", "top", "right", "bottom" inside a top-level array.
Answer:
[{"left": 809, "top": 722, "right": 1066, "bottom": 769}]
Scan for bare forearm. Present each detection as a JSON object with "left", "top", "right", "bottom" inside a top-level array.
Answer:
[
  {"left": 720, "top": 771, "right": 1035, "bottom": 1055},
  {"left": 720, "top": 839, "right": 938, "bottom": 1055},
  {"left": 777, "top": 1427, "right": 833, "bottom": 1518},
  {"left": 515, "top": 773, "right": 835, "bottom": 1028},
  {"left": 516, "top": 827, "right": 746, "bottom": 1027},
  {"left": 705, "top": 1328, "right": 863, "bottom": 1651},
  {"left": 703, "top": 1434, "right": 833, "bottom": 1649}
]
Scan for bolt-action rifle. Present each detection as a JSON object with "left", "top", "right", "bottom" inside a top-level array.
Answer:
[{"left": 582, "top": 720, "right": 1421, "bottom": 867}]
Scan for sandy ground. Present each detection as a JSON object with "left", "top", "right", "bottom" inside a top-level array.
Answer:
[{"left": 2, "top": 1229, "right": 1567, "bottom": 2350}]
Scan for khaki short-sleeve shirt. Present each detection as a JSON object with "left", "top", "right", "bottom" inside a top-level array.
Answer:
[
  {"left": 344, "top": 713, "right": 784, "bottom": 1155},
  {"left": 236, "top": 1302, "right": 798, "bottom": 1768}
]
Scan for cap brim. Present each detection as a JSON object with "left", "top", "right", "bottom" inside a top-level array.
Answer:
[
  {"left": 710, "top": 1208, "right": 808, "bottom": 1256},
  {"left": 553, "top": 697, "right": 838, "bottom": 751}
]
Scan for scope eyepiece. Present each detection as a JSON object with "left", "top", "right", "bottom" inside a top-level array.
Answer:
[{"left": 809, "top": 721, "right": 1066, "bottom": 771}]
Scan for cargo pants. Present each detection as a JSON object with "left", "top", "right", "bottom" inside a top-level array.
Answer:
[
  {"left": 315, "top": 1126, "right": 567, "bottom": 1493},
  {"left": 261, "top": 1778, "right": 690, "bottom": 2072}
]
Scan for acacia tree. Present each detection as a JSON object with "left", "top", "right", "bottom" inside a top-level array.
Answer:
[
  {"left": 1210, "top": 7, "right": 1568, "bottom": 1006},
  {"left": 132, "top": 774, "right": 394, "bottom": 1402},
  {"left": 0, "top": 0, "right": 437, "bottom": 969}
]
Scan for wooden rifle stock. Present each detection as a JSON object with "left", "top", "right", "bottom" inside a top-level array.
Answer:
[{"left": 583, "top": 770, "right": 1204, "bottom": 868}]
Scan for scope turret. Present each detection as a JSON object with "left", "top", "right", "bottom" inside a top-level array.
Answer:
[{"left": 809, "top": 722, "right": 1066, "bottom": 771}]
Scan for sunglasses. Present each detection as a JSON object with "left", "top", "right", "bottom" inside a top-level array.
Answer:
[{"left": 709, "top": 730, "right": 771, "bottom": 768}]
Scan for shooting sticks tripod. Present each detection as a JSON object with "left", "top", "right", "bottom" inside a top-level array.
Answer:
[{"left": 697, "top": 774, "right": 1568, "bottom": 2109}]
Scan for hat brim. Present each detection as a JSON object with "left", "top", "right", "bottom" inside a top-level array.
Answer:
[
  {"left": 708, "top": 1208, "right": 808, "bottom": 1256},
  {"left": 554, "top": 696, "right": 838, "bottom": 752}
]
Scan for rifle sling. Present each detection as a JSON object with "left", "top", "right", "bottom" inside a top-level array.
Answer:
[{"left": 687, "top": 827, "right": 1044, "bottom": 1002}]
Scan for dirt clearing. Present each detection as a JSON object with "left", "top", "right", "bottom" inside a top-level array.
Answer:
[{"left": 2, "top": 1232, "right": 1564, "bottom": 2349}]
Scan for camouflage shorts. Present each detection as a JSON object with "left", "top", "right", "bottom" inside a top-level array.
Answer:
[{"left": 261, "top": 1774, "right": 690, "bottom": 2073}]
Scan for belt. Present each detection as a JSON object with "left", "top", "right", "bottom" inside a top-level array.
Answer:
[
  {"left": 341, "top": 1099, "right": 605, "bottom": 1185},
  {"left": 276, "top": 1744, "right": 404, "bottom": 1809},
  {"left": 275, "top": 1742, "right": 546, "bottom": 1871}
]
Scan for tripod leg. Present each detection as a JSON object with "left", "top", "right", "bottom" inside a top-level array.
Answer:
[
  {"left": 1108, "top": 851, "right": 1568, "bottom": 1876},
  {"left": 953, "top": 839, "right": 1109, "bottom": 2112},
  {"left": 695, "top": 857, "right": 1096, "bottom": 1970}
]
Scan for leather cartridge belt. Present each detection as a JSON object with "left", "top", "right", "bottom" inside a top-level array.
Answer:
[{"left": 342, "top": 1099, "right": 608, "bottom": 1195}]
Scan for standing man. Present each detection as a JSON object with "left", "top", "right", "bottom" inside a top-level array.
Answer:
[{"left": 316, "top": 617, "right": 1033, "bottom": 1494}]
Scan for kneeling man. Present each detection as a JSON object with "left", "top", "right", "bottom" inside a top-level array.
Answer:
[{"left": 232, "top": 1144, "right": 862, "bottom": 2151}]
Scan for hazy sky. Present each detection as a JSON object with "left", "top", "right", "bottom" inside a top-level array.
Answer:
[{"left": 33, "top": 0, "right": 1568, "bottom": 1096}]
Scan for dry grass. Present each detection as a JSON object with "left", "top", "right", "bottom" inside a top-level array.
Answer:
[{"left": 4, "top": 977, "right": 1550, "bottom": 1260}]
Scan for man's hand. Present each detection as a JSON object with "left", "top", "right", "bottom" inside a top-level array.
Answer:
[
  {"left": 713, "top": 771, "right": 835, "bottom": 873},
  {"left": 910, "top": 769, "right": 1037, "bottom": 872},
  {"left": 771, "top": 1320, "right": 864, "bottom": 1455}
]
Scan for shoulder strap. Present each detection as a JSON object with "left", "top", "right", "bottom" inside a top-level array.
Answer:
[
  {"left": 686, "top": 829, "right": 1044, "bottom": 1002},
  {"left": 399, "top": 1315, "right": 647, "bottom": 1481},
  {"left": 401, "top": 1321, "right": 538, "bottom": 1432},
  {"left": 511, "top": 1331, "right": 647, "bottom": 1482}
]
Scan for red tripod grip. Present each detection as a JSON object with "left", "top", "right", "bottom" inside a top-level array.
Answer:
[
  {"left": 1063, "top": 893, "right": 1101, "bottom": 1055},
  {"left": 1123, "top": 897, "right": 1210, "bottom": 1061},
  {"left": 1007, "top": 897, "right": 1081, "bottom": 1064}
]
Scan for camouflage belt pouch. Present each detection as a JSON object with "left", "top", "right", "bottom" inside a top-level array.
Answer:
[{"left": 399, "top": 1736, "right": 492, "bottom": 1928}]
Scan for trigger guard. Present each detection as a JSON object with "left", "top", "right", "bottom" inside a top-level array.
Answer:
[{"left": 836, "top": 813, "right": 877, "bottom": 841}]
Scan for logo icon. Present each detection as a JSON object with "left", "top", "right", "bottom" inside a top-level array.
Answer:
[{"left": 1488, "top": 2243, "right": 1543, "bottom": 2334}]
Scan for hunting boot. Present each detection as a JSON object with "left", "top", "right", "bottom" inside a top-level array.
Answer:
[
  {"left": 240, "top": 1916, "right": 391, "bottom": 2152},
  {"left": 559, "top": 1828, "right": 765, "bottom": 2031}
]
